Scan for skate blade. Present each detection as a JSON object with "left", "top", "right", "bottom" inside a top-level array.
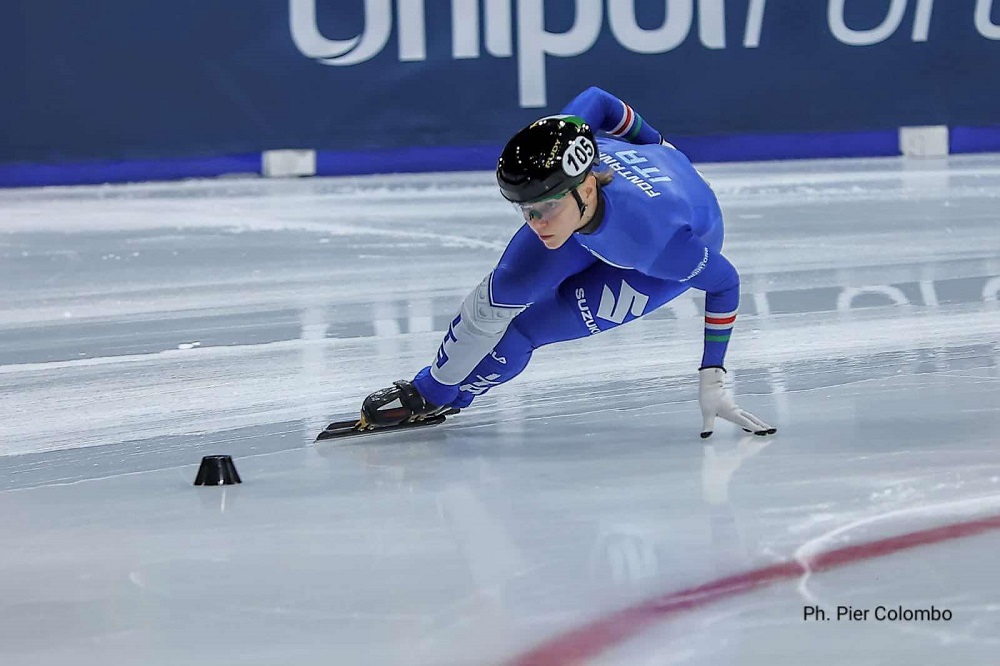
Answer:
[
  {"left": 315, "top": 409, "right": 459, "bottom": 442},
  {"left": 315, "top": 418, "right": 366, "bottom": 441}
]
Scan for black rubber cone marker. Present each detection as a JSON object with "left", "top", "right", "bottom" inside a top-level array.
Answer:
[{"left": 194, "top": 455, "right": 242, "bottom": 486}]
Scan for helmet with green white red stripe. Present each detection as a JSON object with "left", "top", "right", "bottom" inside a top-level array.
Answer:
[{"left": 496, "top": 115, "right": 599, "bottom": 204}]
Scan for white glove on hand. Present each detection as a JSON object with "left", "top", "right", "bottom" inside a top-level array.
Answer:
[{"left": 698, "top": 367, "right": 776, "bottom": 439}]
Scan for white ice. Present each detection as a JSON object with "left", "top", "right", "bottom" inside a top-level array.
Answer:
[{"left": 1, "top": 155, "right": 999, "bottom": 665}]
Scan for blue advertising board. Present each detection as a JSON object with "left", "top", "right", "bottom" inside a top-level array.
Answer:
[{"left": 2, "top": 1, "right": 999, "bottom": 186}]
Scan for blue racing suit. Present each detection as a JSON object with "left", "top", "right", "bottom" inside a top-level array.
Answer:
[{"left": 413, "top": 87, "right": 740, "bottom": 408}]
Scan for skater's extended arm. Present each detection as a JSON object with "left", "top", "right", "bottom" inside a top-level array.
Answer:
[
  {"left": 561, "top": 87, "right": 663, "bottom": 146},
  {"left": 643, "top": 224, "right": 740, "bottom": 370},
  {"left": 642, "top": 225, "right": 776, "bottom": 438}
]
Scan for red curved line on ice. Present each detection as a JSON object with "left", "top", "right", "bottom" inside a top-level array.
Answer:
[{"left": 508, "top": 514, "right": 1000, "bottom": 665}]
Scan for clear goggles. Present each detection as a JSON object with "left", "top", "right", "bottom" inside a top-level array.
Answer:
[{"left": 513, "top": 190, "right": 570, "bottom": 221}]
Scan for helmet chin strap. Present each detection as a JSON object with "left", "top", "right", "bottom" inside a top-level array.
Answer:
[{"left": 571, "top": 187, "right": 587, "bottom": 217}]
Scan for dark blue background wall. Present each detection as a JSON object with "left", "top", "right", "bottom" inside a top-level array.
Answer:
[{"left": 3, "top": 1, "right": 999, "bottom": 185}]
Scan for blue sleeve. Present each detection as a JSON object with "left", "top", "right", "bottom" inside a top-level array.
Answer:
[
  {"left": 561, "top": 86, "right": 664, "bottom": 145},
  {"left": 646, "top": 225, "right": 740, "bottom": 369}
]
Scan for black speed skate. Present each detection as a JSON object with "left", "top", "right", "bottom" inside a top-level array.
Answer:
[
  {"left": 315, "top": 380, "right": 458, "bottom": 441},
  {"left": 360, "top": 380, "right": 451, "bottom": 427}
]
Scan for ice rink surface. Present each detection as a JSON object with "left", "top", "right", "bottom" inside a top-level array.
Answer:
[{"left": 2, "top": 155, "right": 999, "bottom": 665}]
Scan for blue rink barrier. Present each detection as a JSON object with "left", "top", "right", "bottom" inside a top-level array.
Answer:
[
  {"left": 951, "top": 126, "right": 1000, "bottom": 154},
  {"left": 3, "top": 126, "right": 999, "bottom": 189},
  {"left": 0, "top": 154, "right": 262, "bottom": 189},
  {"left": 5, "top": 2, "right": 1000, "bottom": 188}
]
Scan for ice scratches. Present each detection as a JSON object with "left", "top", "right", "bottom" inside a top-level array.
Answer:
[
  {"left": 0, "top": 337, "right": 319, "bottom": 375},
  {"left": 732, "top": 306, "right": 999, "bottom": 367},
  {"left": 0, "top": 200, "right": 509, "bottom": 249},
  {"left": 705, "top": 157, "right": 1000, "bottom": 207},
  {"left": 0, "top": 170, "right": 497, "bottom": 203},
  {"left": 317, "top": 223, "right": 507, "bottom": 251},
  {"left": 3, "top": 302, "right": 997, "bottom": 458}
]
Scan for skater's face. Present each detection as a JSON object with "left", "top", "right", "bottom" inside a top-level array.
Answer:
[
  {"left": 516, "top": 175, "right": 598, "bottom": 249},
  {"left": 517, "top": 189, "right": 579, "bottom": 249}
]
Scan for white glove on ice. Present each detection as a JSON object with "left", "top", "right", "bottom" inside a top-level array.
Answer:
[{"left": 698, "top": 367, "right": 776, "bottom": 439}]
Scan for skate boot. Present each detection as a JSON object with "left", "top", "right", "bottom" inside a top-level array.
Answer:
[{"left": 360, "top": 380, "right": 450, "bottom": 429}]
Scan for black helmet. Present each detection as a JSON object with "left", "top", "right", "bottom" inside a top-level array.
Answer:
[{"left": 496, "top": 115, "right": 599, "bottom": 204}]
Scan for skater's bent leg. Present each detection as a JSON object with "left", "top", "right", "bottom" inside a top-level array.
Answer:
[
  {"left": 444, "top": 319, "right": 537, "bottom": 407},
  {"left": 424, "top": 288, "right": 582, "bottom": 408},
  {"left": 526, "top": 263, "right": 694, "bottom": 343},
  {"left": 432, "top": 221, "right": 726, "bottom": 408},
  {"left": 442, "top": 253, "right": 715, "bottom": 407},
  {"left": 448, "top": 273, "right": 688, "bottom": 406}
]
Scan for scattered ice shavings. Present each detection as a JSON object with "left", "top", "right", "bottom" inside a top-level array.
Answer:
[
  {"left": 786, "top": 513, "right": 843, "bottom": 534},
  {"left": 177, "top": 341, "right": 202, "bottom": 350}
]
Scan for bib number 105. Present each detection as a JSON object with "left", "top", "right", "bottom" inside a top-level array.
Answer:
[{"left": 563, "top": 137, "right": 596, "bottom": 177}]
